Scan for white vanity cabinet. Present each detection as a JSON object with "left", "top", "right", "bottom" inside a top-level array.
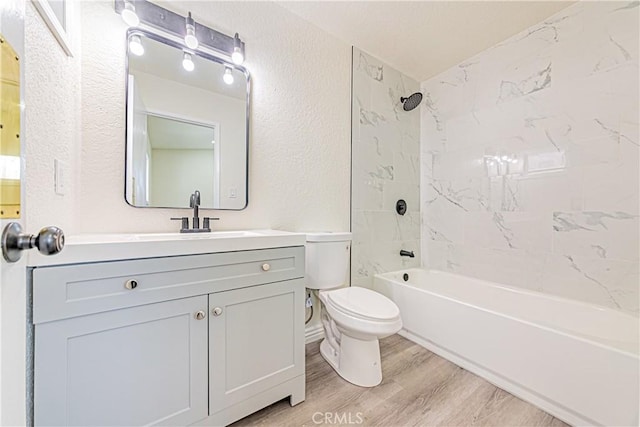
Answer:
[
  {"left": 208, "top": 280, "right": 305, "bottom": 424},
  {"left": 31, "top": 246, "right": 305, "bottom": 426},
  {"left": 34, "top": 295, "right": 209, "bottom": 426}
]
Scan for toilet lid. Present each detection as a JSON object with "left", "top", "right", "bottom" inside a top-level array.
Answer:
[{"left": 326, "top": 287, "right": 400, "bottom": 321}]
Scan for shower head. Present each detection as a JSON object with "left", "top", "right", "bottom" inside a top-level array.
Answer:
[{"left": 400, "top": 92, "right": 423, "bottom": 111}]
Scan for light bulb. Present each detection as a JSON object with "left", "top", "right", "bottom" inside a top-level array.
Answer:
[
  {"left": 184, "top": 12, "right": 198, "bottom": 49},
  {"left": 182, "top": 52, "right": 195, "bottom": 72},
  {"left": 129, "top": 35, "right": 144, "bottom": 56},
  {"left": 232, "top": 47, "right": 244, "bottom": 65},
  {"left": 185, "top": 28, "right": 198, "bottom": 49},
  {"left": 223, "top": 67, "right": 234, "bottom": 85},
  {"left": 232, "top": 33, "right": 244, "bottom": 65},
  {"left": 121, "top": 1, "right": 139, "bottom": 27}
]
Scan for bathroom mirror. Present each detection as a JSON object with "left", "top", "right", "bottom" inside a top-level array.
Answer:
[{"left": 125, "top": 29, "right": 249, "bottom": 209}]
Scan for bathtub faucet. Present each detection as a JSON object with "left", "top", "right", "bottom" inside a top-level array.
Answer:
[{"left": 400, "top": 250, "right": 415, "bottom": 258}]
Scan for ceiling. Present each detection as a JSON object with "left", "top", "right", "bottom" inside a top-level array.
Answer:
[{"left": 277, "top": 1, "right": 575, "bottom": 81}]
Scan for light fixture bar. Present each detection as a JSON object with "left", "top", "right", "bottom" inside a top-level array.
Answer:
[{"left": 114, "top": 0, "right": 244, "bottom": 58}]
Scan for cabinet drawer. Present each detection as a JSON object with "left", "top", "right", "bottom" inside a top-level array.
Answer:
[{"left": 33, "top": 246, "right": 304, "bottom": 324}]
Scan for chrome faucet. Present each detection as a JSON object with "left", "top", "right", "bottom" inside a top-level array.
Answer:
[
  {"left": 190, "top": 190, "right": 201, "bottom": 230},
  {"left": 170, "top": 190, "right": 219, "bottom": 233}
]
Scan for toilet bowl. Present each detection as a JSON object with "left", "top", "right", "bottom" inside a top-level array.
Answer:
[
  {"left": 305, "top": 232, "right": 402, "bottom": 387},
  {"left": 318, "top": 286, "right": 402, "bottom": 387}
]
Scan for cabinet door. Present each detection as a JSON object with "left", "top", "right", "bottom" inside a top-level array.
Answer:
[
  {"left": 209, "top": 279, "right": 304, "bottom": 414},
  {"left": 34, "top": 296, "right": 208, "bottom": 426}
]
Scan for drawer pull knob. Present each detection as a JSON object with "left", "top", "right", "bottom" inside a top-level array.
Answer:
[
  {"left": 212, "top": 307, "right": 223, "bottom": 317},
  {"left": 125, "top": 279, "right": 138, "bottom": 290},
  {"left": 195, "top": 311, "right": 206, "bottom": 320},
  {"left": 261, "top": 263, "right": 271, "bottom": 271}
]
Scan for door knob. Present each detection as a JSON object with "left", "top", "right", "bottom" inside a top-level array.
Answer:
[
  {"left": 1, "top": 222, "right": 65, "bottom": 263},
  {"left": 212, "top": 307, "right": 223, "bottom": 316},
  {"left": 195, "top": 311, "right": 206, "bottom": 320},
  {"left": 261, "top": 263, "right": 270, "bottom": 271}
]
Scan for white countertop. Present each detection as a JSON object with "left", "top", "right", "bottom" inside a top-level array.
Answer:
[{"left": 27, "top": 229, "right": 306, "bottom": 267}]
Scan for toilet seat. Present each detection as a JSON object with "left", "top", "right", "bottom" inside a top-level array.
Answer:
[{"left": 324, "top": 287, "right": 400, "bottom": 322}]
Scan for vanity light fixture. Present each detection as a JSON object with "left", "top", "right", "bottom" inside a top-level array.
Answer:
[
  {"left": 129, "top": 34, "right": 144, "bottom": 56},
  {"left": 231, "top": 33, "right": 244, "bottom": 65},
  {"left": 223, "top": 67, "right": 234, "bottom": 85},
  {"left": 121, "top": 0, "right": 140, "bottom": 27},
  {"left": 115, "top": 1, "right": 246, "bottom": 65},
  {"left": 182, "top": 52, "right": 195, "bottom": 72},
  {"left": 184, "top": 12, "right": 198, "bottom": 49}
]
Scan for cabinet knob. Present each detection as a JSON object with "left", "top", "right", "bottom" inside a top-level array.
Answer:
[
  {"left": 261, "top": 263, "right": 270, "bottom": 271},
  {"left": 212, "top": 307, "right": 223, "bottom": 317},
  {"left": 195, "top": 310, "right": 206, "bottom": 320},
  {"left": 125, "top": 279, "right": 138, "bottom": 290}
]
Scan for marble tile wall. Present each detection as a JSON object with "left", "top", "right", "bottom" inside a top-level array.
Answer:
[
  {"left": 351, "top": 48, "right": 421, "bottom": 287},
  {"left": 420, "top": 1, "right": 639, "bottom": 314}
]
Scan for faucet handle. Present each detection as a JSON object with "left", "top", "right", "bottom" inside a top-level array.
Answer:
[
  {"left": 170, "top": 217, "right": 189, "bottom": 232},
  {"left": 202, "top": 217, "right": 219, "bottom": 231}
]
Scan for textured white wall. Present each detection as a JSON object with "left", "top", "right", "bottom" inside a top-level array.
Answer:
[
  {"left": 79, "top": 1, "right": 351, "bottom": 234},
  {"left": 24, "top": 2, "right": 81, "bottom": 234}
]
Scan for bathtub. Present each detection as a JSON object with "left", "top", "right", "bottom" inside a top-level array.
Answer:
[{"left": 373, "top": 268, "right": 639, "bottom": 427}]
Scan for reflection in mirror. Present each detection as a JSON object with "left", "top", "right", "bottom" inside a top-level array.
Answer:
[{"left": 125, "top": 30, "right": 249, "bottom": 210}]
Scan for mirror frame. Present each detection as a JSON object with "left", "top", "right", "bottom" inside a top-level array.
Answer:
[{"left": 124, "top": 28, "right": 251, "bottom": 210}]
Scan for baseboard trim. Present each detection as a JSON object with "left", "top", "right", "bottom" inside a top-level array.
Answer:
[{"left": 305, "top": 324, "right": 324, "bottom": 344}]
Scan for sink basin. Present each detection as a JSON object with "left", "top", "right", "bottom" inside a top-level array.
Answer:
[
  {"left": 28, "top": 229, "right": 306, "bottom": 267},
  {"left": 133, "top": 231, "right": 262, "bottom": 241}
]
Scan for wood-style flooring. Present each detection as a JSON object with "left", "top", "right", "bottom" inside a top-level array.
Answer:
[{"left": 233, "top": 334, "right": 569, "bottom": 427}]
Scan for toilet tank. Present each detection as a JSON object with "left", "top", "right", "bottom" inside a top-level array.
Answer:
[{"left": 305, "top": 232, "right": 352, "bottom": 290}]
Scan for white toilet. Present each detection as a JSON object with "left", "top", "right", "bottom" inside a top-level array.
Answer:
[{"left": 306, "top": 232, "right": 402, "bottom": 387}]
